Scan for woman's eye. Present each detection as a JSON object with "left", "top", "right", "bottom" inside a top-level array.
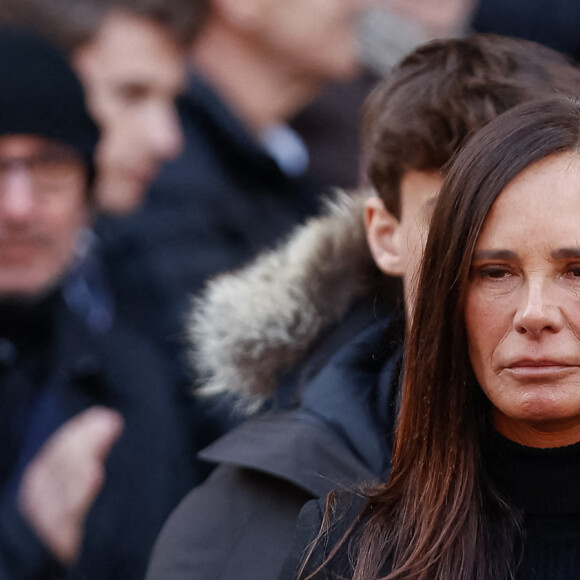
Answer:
[
  {"left": 567, "top": 266, "right": 580, "bottom": 277},
  {"left": 479, "top": 267, "right": 509, "bottom": 279}
]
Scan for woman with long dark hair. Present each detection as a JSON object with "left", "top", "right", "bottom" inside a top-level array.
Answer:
[{"left": 281, "top": 96, "right": 580, "bottom": 580}]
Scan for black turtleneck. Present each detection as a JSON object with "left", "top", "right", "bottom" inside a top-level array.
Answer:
[
  {"left": 488, "top": 433, "right": 580, "bottom": 579},
  {"left": 280, "top": 431, "right": 580, "bottom": 580}
]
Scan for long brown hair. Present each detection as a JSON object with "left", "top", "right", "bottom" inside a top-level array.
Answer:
[{"left": 304, "top": 97, "right": 580, "bottom": 579}]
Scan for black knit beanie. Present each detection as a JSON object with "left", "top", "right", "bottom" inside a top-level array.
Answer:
[{"left": 0, "top": 27, "right": 99, "bottom": 172}]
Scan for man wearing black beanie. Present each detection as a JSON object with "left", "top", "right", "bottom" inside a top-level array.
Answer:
[
  {"left": 0, "top": 28, "right": 196, "bottom": 580},
  {"left": 0, "top": 29, "right": 99, "bottom": 169},
  {"left": 0, "top": 28, "right": 100, "bottom": 299}
]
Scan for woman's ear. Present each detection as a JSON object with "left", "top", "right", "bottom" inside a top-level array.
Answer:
[{"left": 364, "top": 196, "right": 405, "bottom": 276}]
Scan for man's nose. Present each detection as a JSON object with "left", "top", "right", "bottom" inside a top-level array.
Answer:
[
  {"left": 0, "top": 166, "right": 37, "bottom": 221},
  {"left": 146, "top": 104, "right": 183, "bottom": 161}
]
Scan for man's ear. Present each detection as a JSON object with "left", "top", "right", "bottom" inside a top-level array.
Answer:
[{"left": 364, "top": 196, "right": 405, "bottom": 276}]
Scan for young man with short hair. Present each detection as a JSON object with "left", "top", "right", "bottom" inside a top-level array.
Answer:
[{"left": 146, "top": 34, "right": 580, "bottom": 580}]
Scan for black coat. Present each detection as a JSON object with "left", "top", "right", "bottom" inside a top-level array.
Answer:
[
  {"left": 0, "top": 293, "right": 196, "bottom": 580},
  {"left": 146, "top": 305, "right": 404, "bottom": 580},
  {"left": 472, "top": 0, "right": 580, "bottom": 62},
  {"left": 98, "top": 74, "right": 321, "bottom": 349}
]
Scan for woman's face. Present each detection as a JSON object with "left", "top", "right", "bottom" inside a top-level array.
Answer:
[{"left": 464, "top": 152, "right": 580, "bottom": 447}]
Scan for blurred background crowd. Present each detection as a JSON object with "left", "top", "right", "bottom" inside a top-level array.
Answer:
[{"left": 0, "top": 0, "right": 579, "bottom": 578}]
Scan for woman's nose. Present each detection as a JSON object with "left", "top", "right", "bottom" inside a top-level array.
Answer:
[{"left": 513, "top": 278, "right": 564, "bottom": 336}]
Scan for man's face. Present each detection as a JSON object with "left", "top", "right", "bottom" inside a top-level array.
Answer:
[
  {"left": 73, "top": 9, "right": 185, "bottom": 214},
  {"left": 256, "top": 0, "right": 370, "bottom": 82},
  {"left": 0, "top": 135, "right": 88, "bottom": 297},
  {"left": 365, "top": 170, "right": 442, "bottom": 318}
]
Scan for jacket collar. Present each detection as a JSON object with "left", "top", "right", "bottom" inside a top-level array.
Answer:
[
  {"left": 200, "top": 411, "right": 377, "bottom": 497},
  {"left": 200, "top": 309, "right": 404, "bottom": 493},
  {"left": 182, "top": 74, "right": 282, "bottom": 177}
]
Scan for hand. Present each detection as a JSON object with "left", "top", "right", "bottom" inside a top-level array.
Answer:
[{"left": 18, "top": 406, "right": 124, "bottom": 564}]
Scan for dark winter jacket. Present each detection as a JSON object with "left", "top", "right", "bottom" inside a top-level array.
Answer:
[
  {"left": 0, "top": 292, "right": 196, "bottom": 580},
  {"left": 146, "top": 192, "right": 404, "bottom": 580},
  {"left": 97, "top": 73, "right": 321, "bottom": 352},
  {"left": 473, "top": 0, "right": 580, "bottom": 62}
]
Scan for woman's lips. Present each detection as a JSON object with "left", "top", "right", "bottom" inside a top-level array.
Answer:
[{"left": 503, "top": 359, "right": 577, "bottom": 377}]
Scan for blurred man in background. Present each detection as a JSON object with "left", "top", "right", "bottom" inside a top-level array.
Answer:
[
  {"left": 291, "top": 0, "right": 477, "bottom": 192},
  {"left": 0, "top": 0, "right": 205, "bottom": 330},
  {"left": 0, "top": 0, "right": 236, "bottom": 490},
  {"left": 0, "top": 28, "right": 199, "bottom": 580},
  {"left": 0, "top": 0, "right": 212, "bottom": 345},
  {"left": 99, "top": 0, "right": 372, "bottom": 353}
]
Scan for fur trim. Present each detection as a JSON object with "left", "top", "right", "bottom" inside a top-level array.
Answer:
[{"left": 189, "top": 189, "right": 383, "bottom": 412}]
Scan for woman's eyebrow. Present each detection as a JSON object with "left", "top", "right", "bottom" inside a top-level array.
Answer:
[
  {"left": 472, "top": 249, "right": 518, "bottom": 261},
  {"left": 551, "top": 248, "right": 580, "bottom": 259}
]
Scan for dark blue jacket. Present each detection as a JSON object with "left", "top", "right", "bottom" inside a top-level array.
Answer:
[
  {"left": 146, "top": 303, "right": 404, "bottom": 580},
  {"left": 98, "top": 74, "right": 320, "bottom": 350},
  {"left": 0, "top": 293, "right": 196, "bottom": 580},
  {"left": 473, "top": 0, "right": 580, "bottom": 62}
]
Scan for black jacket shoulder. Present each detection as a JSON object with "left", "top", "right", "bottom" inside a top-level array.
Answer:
[
  {"left": 147, "top": 464, "right": 313, "bottom": 580},
  {"left": 146, "top": 410, "right": 376, "bottom": 580},
  {"left": 146, "top": 307, "right": 402, "bottom": 580}
]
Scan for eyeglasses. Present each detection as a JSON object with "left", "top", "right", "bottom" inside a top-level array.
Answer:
[{"left": 0, "top": 146, "right": 86, "bottom": 196}]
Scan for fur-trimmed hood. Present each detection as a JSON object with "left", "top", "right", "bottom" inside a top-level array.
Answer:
[{"left": 189, "top": 189, "right": 389, "bottom": 411}]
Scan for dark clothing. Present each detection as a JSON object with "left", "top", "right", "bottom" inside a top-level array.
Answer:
[
  {"left": 0, "top": 295, "right": 54, "bottom": 487},
  {"left": 472, "top": 0, "right": 580, "bottom": 62},
  {"left": 98, "top": 74, "right": 320, "bottom": 349},
  {"left": 146, "top": 304, "right": 404, "bottom": 580},
  {"left": 281, "top": 434, "right": 580, "bottom": 579},
  {"left": 0, "top": 29, "right": 99, "bottom": 168},
  {"left": 64, "top": 237, "right": 232, "bottom": 475},
  {"left": 488, "top": 434, "right": 580, "bottom": 579},
  {"left": 289, "top": 73, "right": 377, "bottom": 191},
  {"left": 0, "top": 292, "right": 196, "bottom": 580},
  {"left": 63, "top": 232, "right": 115, "bottom": 335},
  {"left": 278, "top": 493, "right": 365, "bottom": 580}
]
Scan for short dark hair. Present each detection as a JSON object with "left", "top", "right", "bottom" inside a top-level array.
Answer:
[
  {"left": 0, "top": 0, "right": 208, "bottom": 50},
  {"left": 363, "top": 34, "right": 580, "bottom": 218}
]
